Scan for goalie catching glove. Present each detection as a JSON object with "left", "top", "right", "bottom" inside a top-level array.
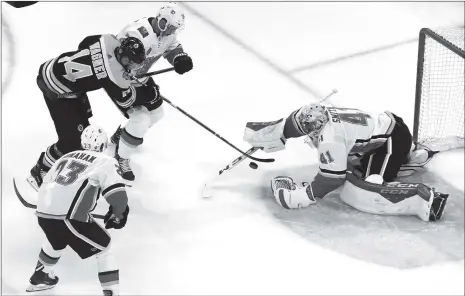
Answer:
[
  {"left": 243, "top": 119, "right": 286, "bottom": 153},
  {"left": 271, "top": 176, "right": 317, "bottom": 209}
]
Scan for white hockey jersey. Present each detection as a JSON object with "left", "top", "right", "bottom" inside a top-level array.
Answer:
[
  {"left": 36, "top": 150, "right": 128, "bottom": 222},
  {"left": 310, "top": 107, "right": 396, "bottom": 198},
  {"left": 117, "top": 17, "right": 184, "bottom": 77}
]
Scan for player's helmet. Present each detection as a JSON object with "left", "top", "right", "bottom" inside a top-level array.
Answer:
[
  {"left": 81, "top": 125, "right": 108, "bottom": 153},
  {"left": 156, "top": 2, "right": 186, "bottom": 36},
  {"left": 118, "top": 37, "right": 146, "bottom": 64},
  {"left": 297, "top": 103, "right": 329, "bottom": 147}
]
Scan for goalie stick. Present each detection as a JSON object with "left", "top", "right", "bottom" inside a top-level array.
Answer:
[{"left": 13, "top": 178, "right": 105, "bottom": 220}]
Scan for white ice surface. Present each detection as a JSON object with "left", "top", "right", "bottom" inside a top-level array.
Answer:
[{"left": 1, "top": 2, "right": 464, "bottom": 295}]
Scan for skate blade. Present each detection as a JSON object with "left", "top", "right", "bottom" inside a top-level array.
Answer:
[
  {"left": 13, "top": 177, "right": 39, "bottom": 209},
  {"left": 26, "top": 176, "right": 40, "bottom": 192},
  {"left": 26, "top": 283, "right": 56, "bottom": 292}
]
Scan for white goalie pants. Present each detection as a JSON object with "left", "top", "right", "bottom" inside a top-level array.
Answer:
[{"left": 118, "top": 105, "right": 165, "bottom": 159}]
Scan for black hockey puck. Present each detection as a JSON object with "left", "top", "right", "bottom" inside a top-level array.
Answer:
[{"left": 249, "top": 162, "right": 258, "bottom": 169}]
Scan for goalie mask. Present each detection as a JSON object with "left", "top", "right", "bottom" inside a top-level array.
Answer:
[
  {"left": 296, "top": 103, "right": 329, "bottom": 148},
  {"left": 156, "top": 2, "right": 186, "bottom": 36}
]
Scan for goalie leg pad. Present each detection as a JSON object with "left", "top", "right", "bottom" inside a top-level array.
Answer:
[
  {"left": 271, "top": 176, "right": 316, "bottom": 209},
  {"left": 341, "top": 172, "right": 449, "bottom": 221}
]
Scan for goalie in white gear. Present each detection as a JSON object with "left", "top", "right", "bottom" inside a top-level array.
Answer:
[
  {"left": 26, "top": 126, "right": 129, "bottom": 296},
  {"left": 244, "top": 102, "right": 448, "bottom": 222},
  {"left": 108, "top": 2, "right": 193, "bottom": 181}
]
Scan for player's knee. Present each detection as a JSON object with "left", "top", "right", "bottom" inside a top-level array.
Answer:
[
  {"left": 125, "top": 106, "right": 151, "bottom": 138},
  {"left": 149, "top": 105, "right": 164, "bottom": 126}
]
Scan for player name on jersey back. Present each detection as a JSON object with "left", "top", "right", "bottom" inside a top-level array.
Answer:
[
  {"left": 61, "top": 151, "right": 97, "bottom": 164},
  {"left": 89, "top": 42, "right": 108, "bottom": 80}
]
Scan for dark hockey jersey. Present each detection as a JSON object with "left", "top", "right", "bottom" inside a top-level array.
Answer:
[{"left": 39, "top": 34, "right": 136, "bottom": 105}]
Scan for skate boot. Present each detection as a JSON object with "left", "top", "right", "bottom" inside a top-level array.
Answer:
[
  {"left": 116, "top": 154, "right": 135, "bottom": 181},
  {"left": 27, "top": 152, "right": 49, "bottom": 192},
  {"left": 26, "top": 263, "right": 59, "bottom": 292},
  {"left": 110, "top": 125, "right": 123, "bottom": 146},
  {"left": 429, "top": 191, "right": 449, "bottom": 221}
]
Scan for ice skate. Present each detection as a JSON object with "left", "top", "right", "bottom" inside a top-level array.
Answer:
[
  {"left": 116, "top": 154, "right": 135, "bottom": 181},
  {"left": 26, "top": 263, "right": 59, "bottom": 292},
  {"left": 429, "top": 192, "right": 449, "bottom": 221},
  {"left": 110, "top": 125, "right": 122, "bottom": 146},
  {"left": 28, "top": 152, "right": 48, "bottom": 192}
]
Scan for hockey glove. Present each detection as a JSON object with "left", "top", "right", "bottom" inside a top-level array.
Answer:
[
  {"left": 104, "top": 205, "right": 129, "bottom": 229},
  {"left": 173, "top": 53, "right": 193, "bottom": 74},
  {"left": 271, "top": 176, "right": 316, "bottom": 209}
]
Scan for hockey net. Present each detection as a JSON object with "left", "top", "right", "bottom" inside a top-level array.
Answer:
[{"left": 413, "top": 28, "right": 465, "bottom": 152}]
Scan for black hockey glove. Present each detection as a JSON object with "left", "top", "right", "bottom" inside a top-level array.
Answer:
[
  {"left": 173, "top": 53, "right": 193, "bottom": 75},
  {"left": 104, "top": 205, "right": 129, "bottom": 230}
]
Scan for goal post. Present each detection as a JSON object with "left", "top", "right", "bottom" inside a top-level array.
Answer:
[{"left": 413, "top": 27, "right": 465, "bottom": 152}]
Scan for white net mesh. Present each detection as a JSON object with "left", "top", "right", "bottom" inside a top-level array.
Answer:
[{"left": 415, "top": 28, "right": 465, "bottom": 151}]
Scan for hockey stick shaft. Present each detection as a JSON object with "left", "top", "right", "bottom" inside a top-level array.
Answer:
[
  {"left": 160, "top": 96, "right": 274, "bottom": 163},
  {"left": 137, "top": 67, "right": 175, "bottom": 78},
  {"left": 13, "top": 179, "right": 105, "bottom": 220},
  {"left": 218, "top": 147, "right": 260, "bottom": 176},
  {"left": 127, "top": 74, "right": 274, "bottom": 164}
]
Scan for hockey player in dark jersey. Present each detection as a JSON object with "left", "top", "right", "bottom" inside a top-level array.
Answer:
[{"left": 28, "top": 35, "right": 155, "bottom": 191}]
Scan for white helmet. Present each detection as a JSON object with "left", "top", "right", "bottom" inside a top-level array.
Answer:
[
  {"left": 296, "top": 103, "right": 329, "bottom": 148},
  {"left": 156, "top": 2, "right": 186, "bottom": 36},
  {"left": 81, "top": 125, "right": 108, "bottom": 152}
]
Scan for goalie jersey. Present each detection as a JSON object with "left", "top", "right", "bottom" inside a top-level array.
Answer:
[
  {"left": 39, "top": 34, "right": 135, "bottom": 104},
  {"left": 117, "top": 17, "right": 185, "bottom": 77},
  {"left": 36, "top": 150, "right": 128, "bottom": 223},
  {"left": 306, "top": 107, "right": 396, "bottom": 198}
]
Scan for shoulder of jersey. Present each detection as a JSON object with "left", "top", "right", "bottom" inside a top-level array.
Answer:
[
  {"left": 318, "top": 121, "right": 341, "bottom": 145},
  {"left": 99, "top": 34, "right": 132, "bottom": 89}
]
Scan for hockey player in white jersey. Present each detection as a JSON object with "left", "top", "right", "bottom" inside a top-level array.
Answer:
[
  {"left": 244, "top": 102, "right": 448, "bottom": 222},
  {"left": 108, "top": 2, "right": 193, "bottom": 181},
  {"left": 26, "top": 125, "right": 129, "bottom": 296}
]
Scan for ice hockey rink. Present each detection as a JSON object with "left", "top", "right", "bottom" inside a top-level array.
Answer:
[{"left": 1, "top": 2, "right": 464, "bottom": 295}]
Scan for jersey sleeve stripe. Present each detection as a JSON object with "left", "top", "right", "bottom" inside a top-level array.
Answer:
[
  {"left": 116, "top": 86, "right": 136, "bottom": 108},
  {"left": 319, "top": 168, "right": 346, "bottom": 176},
  {"left": 41, "top": 59, "right": 60, "bottom": 94},
  {"left": 291, "top": 109, "right": 307, "bottom": 136},
  {"left": 102, "top": 183, "right": 126, "bottom": 197},
  {"left": 311, "top": 172, "right": 346, "bottom": 198},
  {"left": 65, "top": 180, "right": 91, "bottom": 221},
  {"left": 68, "top": 181, "right": 99, "bottom": 222},
  {"left": 45, "top": 58, "right": 67, "bottom": 94},
  {"left": 49, "top": 59, "right": 73, "bottom": 93}
]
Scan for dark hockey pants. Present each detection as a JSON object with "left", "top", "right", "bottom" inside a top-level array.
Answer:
[
  {"left": 360, "top": 113, "right": 412, "bottom": 182},
  {"left": 37, "top": 74, "right": 92, "bottom": 155},
  {"left": 38, "top": 217, "right": 111, "bottom": 259}
]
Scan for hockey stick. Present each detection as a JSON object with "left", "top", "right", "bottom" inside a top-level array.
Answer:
[
  {"left": 202, "top": 147, "right": 260, "bottom": 198},
  {"left": 160, "top": 96, "right": 274, "bottom": 163},
  {"left": 128, "top": 75, "right": 274, "bottom": 163},
  {"left": 13, "top": 178, "right": 105, "bottom": 220},
  {"left": 137, "top": 67, "right": 175, "bottom": 78}
]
